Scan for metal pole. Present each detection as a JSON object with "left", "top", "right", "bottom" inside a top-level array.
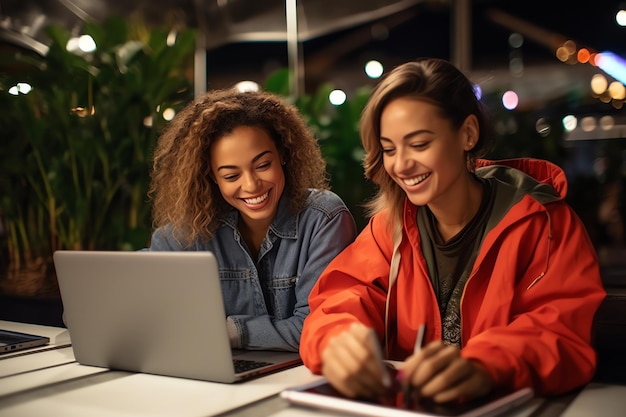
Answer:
[
  {"left": 452, "top": 0, "right": 471, "bottom": 72},
  {"left": 286, "top": 0, "right": 304, "bottom": 98},
  {"left": 193, "top": 0, "right": 207, "bottom": 97},
  {"left": 194, "top": 34, "right": 207, "bottom": 97}
]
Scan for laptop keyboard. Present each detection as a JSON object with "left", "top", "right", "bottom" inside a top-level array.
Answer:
[{"left": 233, "top": 358, "right": 273, "bottom": 373}]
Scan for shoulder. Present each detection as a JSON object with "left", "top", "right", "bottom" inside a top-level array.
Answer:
[
  {"left": 148, "top": 224, "right": 186, "bottom": 250},
  {"left": 302, "top": 189, "right": 351, "bottom": 218}
]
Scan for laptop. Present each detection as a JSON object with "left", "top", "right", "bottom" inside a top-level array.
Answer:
[
  {"left": 0, "top": 329, "right": 50, "bottom": 354},
  {"left": 53, "top": 250, "right": 302, "bottom": 383}
]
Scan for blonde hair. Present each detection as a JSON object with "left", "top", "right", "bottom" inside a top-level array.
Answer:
[
  {"left": 360, "top": 58, "right": 494, "bottom": 229},
  {"left": 148, "top": 89, "right": 329, "bottom": 246}
]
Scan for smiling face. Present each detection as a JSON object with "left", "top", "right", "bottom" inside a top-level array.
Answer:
[
  {"left": 210, "top": 125, "right": 285, "bottom": 234},
  {"left": 380, "top": 97, "right": 477, "bottom": 214}
]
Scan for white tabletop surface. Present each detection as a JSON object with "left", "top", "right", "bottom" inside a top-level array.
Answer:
[
  {"left": 559, "top": 383, "right": 626, "bottom": 417},
  {"left": 0, "top": 363, "right": 322, "bottom": 417},
  {"left": 0, "top": 320, "right": 325, "bottom": 417},
  {"left": 1, "top": 320, "right": 624, "bottom": 417}
]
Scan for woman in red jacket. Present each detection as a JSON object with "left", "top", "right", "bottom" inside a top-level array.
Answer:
[{"left": 299, "top": 58, "right": 606, "bottom": 404}]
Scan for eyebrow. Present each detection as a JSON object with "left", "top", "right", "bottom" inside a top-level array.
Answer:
[
  {"left": 216, "top": 150, "right": 272, "bottom": 171},
  {"left": 380, "top": 129, "right": 432, "bottom": 142}
]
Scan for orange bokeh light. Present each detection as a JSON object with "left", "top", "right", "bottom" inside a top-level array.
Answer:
[{"left": 577, "top": 48, "right": 591, "bottom": 63}]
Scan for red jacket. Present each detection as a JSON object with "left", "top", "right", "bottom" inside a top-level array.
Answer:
[{"left": 300, "top": 158, "right": 606, "bottom": 396}]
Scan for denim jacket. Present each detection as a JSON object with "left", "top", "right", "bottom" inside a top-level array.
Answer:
[{"left": 147, "top": 189, "right": 357, "bottom": 352}]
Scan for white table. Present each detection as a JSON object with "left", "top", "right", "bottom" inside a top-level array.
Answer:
[
  {"left": 0, "top": 321, "right": 624, "bottom": 417},
  {"left": 0, "top": 321, "right": 324, "bottom": 417}
]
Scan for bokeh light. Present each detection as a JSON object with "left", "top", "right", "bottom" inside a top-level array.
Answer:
[
  {"left": 591, "top": 74, "right": 608, "bottom": 95},
  {"left": 8, "top": 82, "right": 32, "bottom": 95},
  {"left": 162, "top": 108, "right": 176, "bottom": 121},
  {"left": 562, "top": 115, "right": 577, "bottom": 132},
  {"left": 580, "top": 116, "right": 596, "bottom": 132},
  {"left": 616, "top": 10, "right": 626, "bottom": 26},
  {"left": 535, "top": 118, "right": 551, "bottom": 137},
  {"left": 364, "top": 60, "right": 384, "bottom": 79},
  {"left": 78, "top": 35, "right": 97, "bottom": 53},
  {"left": 502, "top": 90, "right": 519, "bottom": 110},
  {"left": 329, "top": 89, "right": 347, "bottom": 106},
  {"left": 508, "top": 33, "right": 524, "bottom": 48},
  {"left": 599, "top": 115, "right": 615, "bottom": 131},
  {"left": 608, "top": 81, "right": 626, "bottom": 100},
  {"left": 234, "top": 81, "right": 260, "bottom": 92}
]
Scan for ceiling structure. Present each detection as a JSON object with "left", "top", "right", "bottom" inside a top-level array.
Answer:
[
  {"left": 2, "top": 0, "right": 624, "bottom": 62},
  {"left": 1, "top": 0, "right": 624, "bottom": 112},
  {"left": 0, "top": 0, "right": 429, "bottom": 54}
]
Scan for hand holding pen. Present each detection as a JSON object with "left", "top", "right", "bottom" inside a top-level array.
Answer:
[
  {"left": 320, "top": 322, "right": 391, "bottom": 399},
  {"left": 398, "top": 325, "right": 494, "bottom": 405},
  {"left": 398, "top": 323, "right": 426, "bottom": 408}
]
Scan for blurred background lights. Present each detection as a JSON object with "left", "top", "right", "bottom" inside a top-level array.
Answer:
[
  {"left": 596, "top": 51, "right": 626, "bottom": 85},
  {"left": 600, "top": 115, "right": 615, "bottom": 131},
  {"left": 501, "top": 90, "right": 519, "bottom": 110},
  {"left": 166, "top": 30, "right": 177, "bottom": 47},
  {"left": 364, "top": 60, "right": 384, "bottom": 79},
  {"left": 66, "top": 37, "right": 79, "bottom": 52},
  {"left": 508, "top": 33, "right": 524, "bottom": 48},
  {"left": 509, "top": 57, "right": 524, "bottom": 76},
  {"left": 581, "top": 116, "right": 597, "bottom": 132},
  {"left": 616, "top": 9, "right": 626, "bottom": 26},
  {"left": 234, "top": 80, "right": 260, "bottom": 92},
  {"left": 563, "top": 40, "right": 577, "bottom": 55},
  {"left": 78, "top": 35, "right": 97, "bottom": 53},
  {"left": 329, "top": 89, "right": 347, "bottom": 106},
  {"left": 535, "top": 118, "right": 551, "bottom": 137},
  {"left": 562, "top": 115, "right": 577, "bottom": 132},
  {"left": 556, "top": 40, "right": 577, "bottom": 63},
  {"left": 473, "top": 84, "right": 483, "bottom": 100},
  {"left": 556, "top": 46, "right": 570, "bottom": 62},
  {"left": 66, "top": 35, "right": 97, "bottom": 53},
  {"left": 162, "top": 108, "right": 176, "bottom": 121},
  {"left": 608, "top": 81, "right": 626, "bottom": 100},
  {"left": 591, "top": 74, "right": 608, "bottom": 94},
  {"left": 8, "top": 82, "right": 32, "bottom": 95},
  {"left": 577, "top": 48, "right": 591, "bottom": 64}
]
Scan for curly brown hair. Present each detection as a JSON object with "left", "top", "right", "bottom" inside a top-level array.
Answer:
[
  {"left": 148, "top": 88, "right": 329, "bottom": 246},
  {"left": 360, "top": 58, "right": 494, "bottom": 229}
]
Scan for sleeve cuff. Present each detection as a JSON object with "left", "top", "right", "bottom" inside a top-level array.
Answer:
[{"left": 226, "top": 316, "right": 241, "bottom": 349}]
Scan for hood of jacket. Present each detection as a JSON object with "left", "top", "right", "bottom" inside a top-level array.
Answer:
[{"left": 476, "top": 158, "right": 565, "bottom": 204}]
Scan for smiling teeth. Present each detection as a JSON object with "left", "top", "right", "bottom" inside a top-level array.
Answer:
[
  {"left": 244, "top": 192, "right": 269, "bottom": 205},
  {"left": 403, "top": 173, "right": 430, "bottom": 186}
]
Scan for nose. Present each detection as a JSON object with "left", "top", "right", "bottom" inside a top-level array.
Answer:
[
  {"left": 241, "top": 170, "right": 261, "bottom": 192},
  {"left": 392, "top": 148, "right": 415, "bottom": 174}
]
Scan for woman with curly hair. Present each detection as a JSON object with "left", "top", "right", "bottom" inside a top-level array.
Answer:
[{"left": 146, "top": 88, "right": 357, "bottom": 352}]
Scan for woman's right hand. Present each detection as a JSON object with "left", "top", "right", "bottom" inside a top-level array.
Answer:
[{"left": 320, "top": 322, "right": 391, "bottom": 398}]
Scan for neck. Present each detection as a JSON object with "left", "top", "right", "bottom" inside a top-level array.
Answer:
[
  {"left": 238, "top": 217, "right": 270, "bottom": 260},
  {"left": 429, "top": 175, "right": 483, "bottom": 242}
]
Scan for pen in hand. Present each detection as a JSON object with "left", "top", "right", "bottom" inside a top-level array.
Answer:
[
  {"left": 366, "top": 329, "right": 391, "bottom": 389},
  {"left": 403, "top": 323, "right": 426, "bottom": 409}
]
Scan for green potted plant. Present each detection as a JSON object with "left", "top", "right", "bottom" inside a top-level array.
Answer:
[{"left": 0, "top": 16, "right": 196, "bottom": 297}]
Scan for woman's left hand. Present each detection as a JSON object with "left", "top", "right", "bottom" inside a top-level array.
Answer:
[{"left": 399, "top": 340, "right": 493, "bottom": 403}]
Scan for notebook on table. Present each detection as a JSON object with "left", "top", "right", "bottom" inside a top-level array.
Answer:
[{"left": 53, "top": 250, "right": 301, "bottom": 383}]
